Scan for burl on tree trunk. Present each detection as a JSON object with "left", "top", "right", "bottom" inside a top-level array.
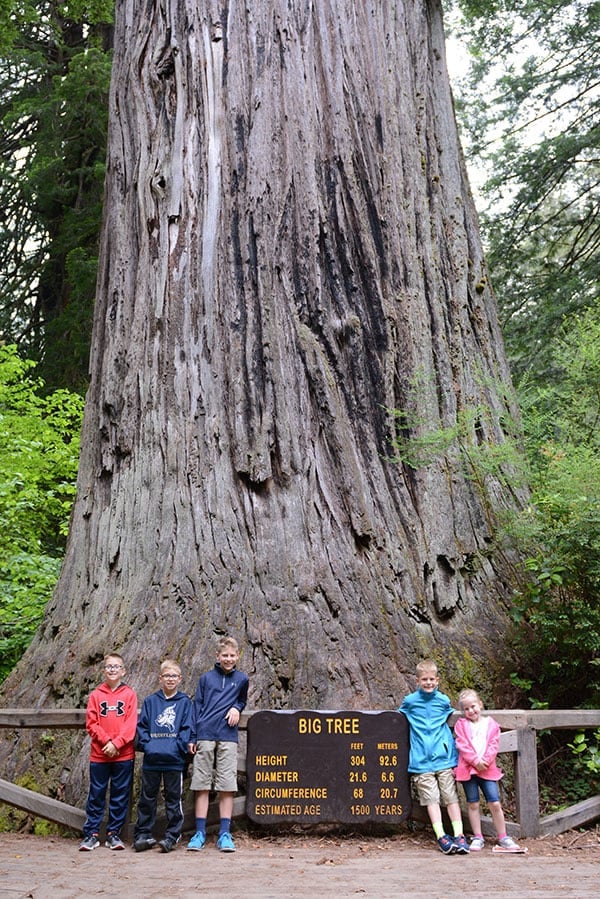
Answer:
[{"left": 2, "top": 1, "right": 523, "bottom": 796}]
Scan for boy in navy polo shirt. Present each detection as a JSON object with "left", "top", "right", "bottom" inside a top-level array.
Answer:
[{"left": 187, "top": 636, "right": 248, "bottom": 852}]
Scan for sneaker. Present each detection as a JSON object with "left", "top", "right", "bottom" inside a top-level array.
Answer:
[
  {"left": 79, "top": 835, "right": 100, "bottom": 851},
  {"left": 159, "top": 837, "right": 178, "bottom": 853},
  {"left": 133, "top": 836, "right": 156, "bottom": 852},
  {"left": 186, "top": 831, "right": 206, "bottom": 851},
  {"left": 493, "top": 836, "right": 527, "bottom": 853},
  {"left": 453, "top": 834, "right": 470, "bottom": 854},
  {"left": 470, "top": 836, "right": 485, "bottom": 851},
  {"left": 105, "top": 833, "right": 125, "bottom": 850},
  {"left": 437, "top": 834, "right": 457, "bottom": 854},
  {"left": 216, "top": 832, "right": 236, "bottom": 852}
]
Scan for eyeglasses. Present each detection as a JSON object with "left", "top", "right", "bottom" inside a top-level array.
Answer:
[
  {"left": 104, "top": 665, "right": 123, "bottom": 672},
  {"left": 161, "top": 674, "right": 180, "bottom": 680}
]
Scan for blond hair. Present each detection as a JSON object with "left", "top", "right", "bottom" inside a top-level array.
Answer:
[
  {"left": 416, "top": 659, "right": 438, "bottom": 677},
  {"left": 458, "top": 688, "right": 482, "bottom": 710},
  {"left": 217, "top": 636, "right": 239, "bottom": 652},
  {"left": 160, "top": 659, "right": 181, "bottom": 674}
]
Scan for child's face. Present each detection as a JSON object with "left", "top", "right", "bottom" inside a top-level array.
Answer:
[
  {"left": 462, "top": 696, "right": 482, "bottom": 722},
  {"left": 216, "top": 645, "right": 239, "bottom": 672},
  {"left": 160, "top": 668, "right": 181, "bottom": 696},
  {"left": 103, "top": 657, "right": 125, "bottom": 689},
  {"left": 417, "top": 670, "right": 439, "bottom": 692}
]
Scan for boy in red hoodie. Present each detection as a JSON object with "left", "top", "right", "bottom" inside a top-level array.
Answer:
[{"left": 79, "top": 652, "right": 137, "bottom": 851}]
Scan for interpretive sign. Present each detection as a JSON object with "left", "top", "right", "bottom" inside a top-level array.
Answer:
[{"left": 246, "top": 710, "right": 411, "bottom": 824}]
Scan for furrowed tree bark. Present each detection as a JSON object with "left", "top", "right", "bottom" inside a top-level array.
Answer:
[{"left": 1, "top": 0, "right": 524, "bottom": 801}]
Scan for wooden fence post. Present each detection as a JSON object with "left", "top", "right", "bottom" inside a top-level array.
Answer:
[{"left": 514, "top": 726, "right": 540, "bottom": 838}]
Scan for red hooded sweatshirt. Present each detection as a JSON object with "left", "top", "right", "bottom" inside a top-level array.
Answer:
[{"left": 85, "top": 681, "right": 137, "bottom": 762}]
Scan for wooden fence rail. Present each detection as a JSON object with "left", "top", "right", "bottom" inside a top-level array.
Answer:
[{"left": 1, "top": 708, "right": 599, "bottom": 838}]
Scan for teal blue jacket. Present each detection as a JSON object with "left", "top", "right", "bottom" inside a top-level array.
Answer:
[{"left": 399, "top": 688, "right": 457, "bottom": 774}]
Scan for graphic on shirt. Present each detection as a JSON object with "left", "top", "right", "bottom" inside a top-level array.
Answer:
[
  {"left": 155, "top": 703, "right": 177, "bottom": 732},
  {"left": 100, "top": 700, "right": 125, "bottom": 717}
]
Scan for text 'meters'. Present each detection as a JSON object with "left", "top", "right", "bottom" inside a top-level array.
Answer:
[{"left": 247, "top": 710, "right": 411, "bottom": 824}]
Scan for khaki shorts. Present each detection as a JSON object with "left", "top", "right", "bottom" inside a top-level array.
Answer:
[
  {"left": 190, "top": 741, "right": 238, "bottom": 792},
  {"left": 411, "top": 769, "right": 459, "bottom": 807}
]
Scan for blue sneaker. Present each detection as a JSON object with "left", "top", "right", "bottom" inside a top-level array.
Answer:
[
  {"left": 453, "top": 834, "right": 470, "bottom": 854},
  {"left": 216, "top": 832, "right": 236, "bottom": 852},
  {"left": 186, "top": 831, "right": 206, "bottom": 851},
  {"left": 437, "top": 833, "right": 458, "bottom": 854}
]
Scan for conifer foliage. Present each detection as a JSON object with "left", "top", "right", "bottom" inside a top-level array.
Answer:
[{"left": 0, "top": 1, "right": 113, "bottom": 390}]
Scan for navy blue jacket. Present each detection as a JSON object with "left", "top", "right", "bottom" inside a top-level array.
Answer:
[
  {"left": 192, "top": 663, "right": 249, "bottom": 743},
  {"left": 136, "top": 689, "right": 193, "bottom": 771}
]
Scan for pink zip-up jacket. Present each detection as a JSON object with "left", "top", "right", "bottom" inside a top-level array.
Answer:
[{"left": 454, "top": 715, "right": 504, "bottom": 781}]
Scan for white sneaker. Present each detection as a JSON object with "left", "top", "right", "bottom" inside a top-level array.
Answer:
[{"left": 493, "top": 836, "right": 527, "bottom": 853}]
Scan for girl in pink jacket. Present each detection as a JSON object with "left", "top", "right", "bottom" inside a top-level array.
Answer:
[{"left": 454, "top": 689, "right": 525, "bottom": 853}]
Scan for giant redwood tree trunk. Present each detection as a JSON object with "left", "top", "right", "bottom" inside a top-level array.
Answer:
[{"left": 2, "top": 0, "right": 524, "bottom": 799}]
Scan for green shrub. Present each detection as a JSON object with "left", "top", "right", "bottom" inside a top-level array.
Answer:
[{"left": 0, "top": 345, "right": 83, "bottom": 680}]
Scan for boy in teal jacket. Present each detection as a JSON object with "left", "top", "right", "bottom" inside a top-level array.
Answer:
[{"left": 399, "top": 659, "right": 468, "bottom": 854}]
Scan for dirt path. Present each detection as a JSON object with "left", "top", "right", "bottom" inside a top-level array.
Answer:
[{"left": 0, "top": 828, "right": 598, "bottom": 898}]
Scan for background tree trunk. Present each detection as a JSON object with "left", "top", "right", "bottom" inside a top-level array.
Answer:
[{"left": 2, "top": 0, "right": 523, "bottom": 800}]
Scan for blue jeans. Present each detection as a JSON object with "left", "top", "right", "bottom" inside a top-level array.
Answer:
[
  {"left": 461, "top": 775, "right": 500, "bottom": 804},
  {"left": 83, "top": 759, "right": 134, "bottom": 837}
]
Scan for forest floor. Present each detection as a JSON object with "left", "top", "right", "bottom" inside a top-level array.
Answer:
[{"left": 0, "top": 825, "right": 598, "bottom": 898}]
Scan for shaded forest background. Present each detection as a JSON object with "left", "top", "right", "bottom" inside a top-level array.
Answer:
[{"left": 0, "top": 0, "right": 598, "bottom": 785}]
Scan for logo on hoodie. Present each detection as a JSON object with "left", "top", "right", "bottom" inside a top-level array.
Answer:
[
  {"left": 155, "top": 704, "right": 177, "bottom": 732},
  {"left": 100, "top": 700, "right": 125, "bottom": 717}
]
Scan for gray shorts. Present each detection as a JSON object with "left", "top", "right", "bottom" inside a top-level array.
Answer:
[
  {"left": 411, "top": 769, "right": 459, "bottom": 807},
  {"left": 190, "top": 741, "right": 238, "bottom": 792}
]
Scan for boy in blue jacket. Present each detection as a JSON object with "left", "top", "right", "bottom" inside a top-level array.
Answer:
[
  {"left": 133, "top": 659, "right": 194, "bottom": 853},
  {"left": 399, "top": 659, "right": 468, "bottom": 854},
  {"left": 187, "top": 636, "right": 249, "bottom": 853}
]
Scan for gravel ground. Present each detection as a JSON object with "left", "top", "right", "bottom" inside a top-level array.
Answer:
[{"left": 0, "top": 827, "right": 598, "bottom": 898}]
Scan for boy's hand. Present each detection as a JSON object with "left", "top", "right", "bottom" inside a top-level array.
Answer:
[
  {"left": 225, "top": 707, "right": 240, "bottom": 727},
  {"left": 103, "top": 740, "right": 118, "bottom": 758},
  {"left": 188, "top": 742, "right": 197, "bottom": 755}
]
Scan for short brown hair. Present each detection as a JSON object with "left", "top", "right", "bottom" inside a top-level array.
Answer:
[{"left": 104, "top": 652, "right": 124, "bottom": 666}]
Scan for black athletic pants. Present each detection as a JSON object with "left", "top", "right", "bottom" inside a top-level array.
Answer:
[{"left": 134, "top": 769, "right": 184, "bottom": 842}]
